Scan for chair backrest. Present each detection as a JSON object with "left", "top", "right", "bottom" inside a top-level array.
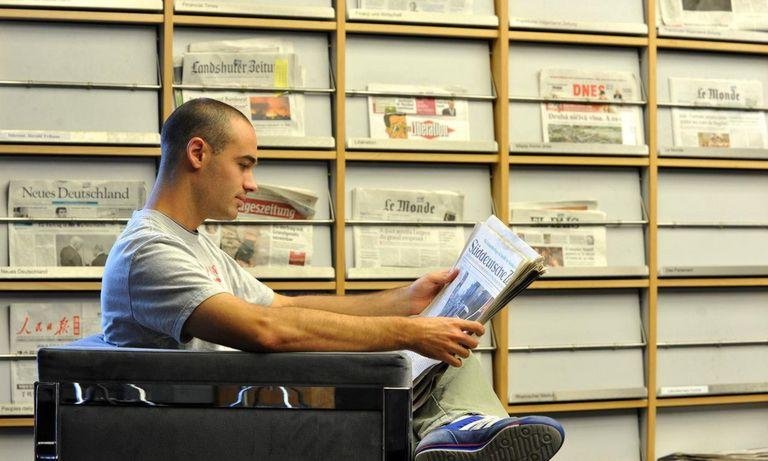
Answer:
[{"left": 35, "top": 335, "right": 412, "bottom": 461}]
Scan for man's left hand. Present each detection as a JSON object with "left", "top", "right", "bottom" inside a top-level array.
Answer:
[{"left": 405, "top": 268, "right": 459, "bottom": 316}]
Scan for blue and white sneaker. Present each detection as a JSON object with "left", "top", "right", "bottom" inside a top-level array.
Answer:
[{"left": 414, "top": 414, "right": 564, "bottom": 461}]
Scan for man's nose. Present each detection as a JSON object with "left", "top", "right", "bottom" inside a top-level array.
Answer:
[{"left": 244, "top": 173, "right": 258, "bottom": 192}]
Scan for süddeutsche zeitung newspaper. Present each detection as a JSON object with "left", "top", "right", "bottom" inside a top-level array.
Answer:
[
  {"left": 669, "top": 78, "right": 767, "bottom": 149},
  {"left": 351, "top": 188, "right": 465, "bottom": 273},
  {"left": 409, "top": 215, "right": 544, "bottom": 404},
  {"left": 367, "top": 83, "right": 470, "bottom": 141},
  {"left": 178, "top": 38, "right": 306, "bottom": 137},
  {"left": 539, "top": 69, "right": 643, "bottom": 145},
  {"left": 7, "top": 180, "right": 146, "bottom": 272},
  {"left": 510, "top": 200, "right": 608, "bottom": 268}
]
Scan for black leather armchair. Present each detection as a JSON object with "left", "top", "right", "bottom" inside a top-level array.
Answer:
[{"left": 35, "top": 335, "right": 412, "bottom": 461}]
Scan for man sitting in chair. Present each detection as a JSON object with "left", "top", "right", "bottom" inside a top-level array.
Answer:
[{"left": 101, "top": 98, "right": 565, "bottom": 461}]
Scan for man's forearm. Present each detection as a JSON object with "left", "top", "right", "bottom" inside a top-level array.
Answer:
[{"left": 276, "top": 287, "right": 411, "bottom": 317}]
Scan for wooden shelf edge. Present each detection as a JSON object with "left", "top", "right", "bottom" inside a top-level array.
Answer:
[
  {"left": 173, "top": 14, "right": 336, "bottom": 31},
  {"left": 346, "top": 152, "right": 499, "bottom": 163},
  {"left": 509, "top": 155, "right": 649, "bottom": 167},
  {"left": 0, "top": 145, "right": 160, "bottom": 157},
  {"left": 658, "top": 157, "right": 768, "bottom": 170},
  {"left": 658, "top": 277, "right": 768, "bottom": 288},
  {"left": 258, "top": 150, "right": 336, "bottom": 160},
  {"left": 265, "top": 281, "right": 336, "bottom": 291},
  {"left": 346, "top": 22, "right": 497, "bottom": 39},
  {"left": 0, "top": 281, "right": 102, "bottom": 291},
  {"left": 531, "top": 279, "right": 650, "bottom": 290},
  {"left": 657, "top": 37, "right": 768, "bottom": 54},
  {"left": 656, "top": 394, "right": 768, "bottom": 408},
  {"left": 507, "top": 399, "right": 648, "bottom": 414},
  {"left": 0, "top": 417, "right": 33, "bottom": 428},
  {"left": 509, "top": 30, "right": 648, "bottom": 47},
  {"left": 345, "top": 280, "right": 410, "bottom": 291},
  {"left": 0, "top": 8, "right": 163, "bottom": 23}
]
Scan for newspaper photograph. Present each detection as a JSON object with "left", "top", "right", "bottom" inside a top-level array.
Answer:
[
  {"left": 511, "top": 208, "right": 608, "bottom": 268},
  {"left": 407, "top": 215, "right": 545, "bottom": 382},
  {"left": 669, "top": 77, "right": 764, "bottom": 108},
  {"left": 9, "top": 302, "right": 101, "bottom": 405},
  {"left": 219, "top": 224, "right": 313, "bottom": 267},
  {"left": 659, "top": 0, "right": 768, "bottom": 30},
  {"left": 178, "top": 38, "right": 306, "bottom": 137},
  {"left": 7, "top": 180, "right": 146, "bottom": 269},
  {"left": 351, "top": 187, "right": 465, "bottom": 271},
  {"left": 358, "top": 0, "right": 473, "bottom": 13},
  {"left": 671, "top": 108, "right": 768, "bottom": 148},
  {"left": 367, "top": 83, "right": 470, "bottom": 141}
]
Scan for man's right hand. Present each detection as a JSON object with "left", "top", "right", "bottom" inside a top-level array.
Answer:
[{"left": 407, "top": 317, "right": 485, "bottom": 367}]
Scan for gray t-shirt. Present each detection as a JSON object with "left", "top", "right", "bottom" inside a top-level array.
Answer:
[{"left": 101, "top": 209, "right": 275, "bottom": 349}]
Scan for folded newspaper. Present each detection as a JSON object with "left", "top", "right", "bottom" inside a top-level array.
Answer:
[
  {"left": 658, "top": 448, "right": 768, "bottom": 460},
  {"left": 408, "top": 215, "right": 545, "bottom": 387}
]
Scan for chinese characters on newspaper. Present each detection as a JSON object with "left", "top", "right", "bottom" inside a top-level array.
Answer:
[
  {"left": 669, "top": 78, "right": 767, "bottom": 149},
  {"left": 178, "top": 37, "right": 306, "bottom": 137},
  {"left": 539, "top": 68, "right": 644, "bottom": 146},
  {"left": 6, "top": 180, "right": 146, "bottom": 276}
]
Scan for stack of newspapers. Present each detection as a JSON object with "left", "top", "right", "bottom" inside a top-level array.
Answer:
[
  {"left": 409, "top": 215, "right": 545, "bottom": 404},
  {"left": 659, "top": 448, "right": 768, "bottom": 460}
]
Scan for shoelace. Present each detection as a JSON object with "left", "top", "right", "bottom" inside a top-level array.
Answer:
[{"left": 453, "top": 415, "right": 503, "bottom": 431}]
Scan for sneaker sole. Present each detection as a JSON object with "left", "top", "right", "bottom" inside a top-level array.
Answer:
[{"left": 414, "top": 423, "right": 563, "bottom": 461}]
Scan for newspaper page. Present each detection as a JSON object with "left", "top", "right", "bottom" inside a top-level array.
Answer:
[
  {"left": 511, "top": 207, "right": 608, "bottom": 268},
  {"left": 351, "top": 188, "right": 465, "bottom": 271},
  {"left": 367, "top": 83, "right": 470, "bottom": 141},
  {"left": 9, "top": 302, "right": 101, "bottom": 406},
  {"left": 671, "top": 109, "right": 767, "bottom": 148},
  {"left": 214, "top": 183, "right": 318, "bottom": 268},
  {"left": 407, "top": 215, "right": 544, "bottom": 383},
  {"left": 539, "top": 69, "right": 643, "bottom": 145},
  {"left": 179, "top": 38, "right": 306, "bottom": 137},
  {"left": 358, "top": 0, "right": 473, "bottom": 13},
  {"left": 669, "top": 77, "right": 764, "bottom": 108},
  {"left": 659, "top": 0, "right": 768, "bottom": 30},
  {"left": 658, "top": 447, "right": 768, "bottom": 460},
  {"left": 7, "top": 180, "right": 146, "bottom": 269}
]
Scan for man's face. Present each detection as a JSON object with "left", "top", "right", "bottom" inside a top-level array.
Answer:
[
  {"left": 203, "top": 118, "right": 259, "bottom": 221},
  {"left": 385, "top": 114, "right": 408, "bottom": 139}
]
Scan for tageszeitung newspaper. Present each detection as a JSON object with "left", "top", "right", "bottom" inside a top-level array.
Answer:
[
  {"left": 367, "top": 83, "right": 470, "bottom": 142},
  {"left": 659, "top": 0, "right": 768, "bottom": 31},
  {"left": 7, "top": 180, "right": 146, "bottom": 268},
  {"left": 407, "top": 215, "right": 544, "bottom": 384},
  {"left": 351, "top": 188, "right": 465, "bottom": 272}
]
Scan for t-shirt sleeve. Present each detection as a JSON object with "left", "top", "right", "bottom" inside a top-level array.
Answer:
[{"left": 128, "top": 236, "right": 227, "bottom": 343}]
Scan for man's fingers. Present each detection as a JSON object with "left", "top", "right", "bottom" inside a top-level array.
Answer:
[{"left": 457, "top": 320, "right": 485, "bottom": 336}]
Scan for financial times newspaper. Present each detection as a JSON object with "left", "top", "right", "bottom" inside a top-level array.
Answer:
[
  {"left": 511, "top": 206, "right": 608, "bottom": 268},
  {"left": 408, "top": 215, "right": 544, "bottom": 387},
  {"left": 367, "top": 83, "right": 470, "bottom": 141},
  {"left": 178, "top": 38, "right": 305, "bottom": 137},
  {"left": 207, "top": 183, "right": 319, "bottom": 268},
  {"left": 7, "top": 180, "right": 146, "bottom": 270},
  {"left": 658, "top": 447, "right": 768, "bottom": 460},
  {"left": 660, "top": 0, "right": 768, "bottom": 30},
  {"left": 358, "top": 0, "right": 473, "bottom": 13},
  {"left": 539, "top": 69, "right": 643, "bottom": 145},
  {"left": 351, "top": 188, "right": 465, "bottom": 272},
  {"left": 9, "top": 302, "right": 101, "bottom": 407}
]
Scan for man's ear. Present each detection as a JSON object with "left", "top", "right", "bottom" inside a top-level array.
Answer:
[{"left": 186, "top": 137, "right": 207, "bottom": 170}]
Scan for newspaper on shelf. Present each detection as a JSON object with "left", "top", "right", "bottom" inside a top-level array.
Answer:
[
  {"left": 367, "top": 83, "right": 470, "bottom": 141},
  {"left": 358, "top": 0, "right": 473, "bottom": 13},
  {"left": 351, "top": 188, "right": 465, "bottom": 272},
  {"left": 408, "top": 215, "right": 545, "bottom": 387},
  {"left": 669, "top": 77, "right": 764, "bottom": 108},
  {"left": 209, "top": 183, "right": 319, "bottom": 268},
  {"left": 510, "top": 201, "right": 608, "bottom": 268},
  {"left": 539, "top": 69, "right": 644, "bottom": 145},
  {"left": 659, "top": 0, "right": 768, "bottom": 31},
  {"left": 7, "top": 180, "right": 146, "bottom": 268},
  {"left": 658, "top": 447, "right": 768, "bottom": 460},
  {"left": 178, "top": 38, "right": 306, "bottom": 137},
  {"left": 9, "top": 302, "right": 101, "bottom": 405}
]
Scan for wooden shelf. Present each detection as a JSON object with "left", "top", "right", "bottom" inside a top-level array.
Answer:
[
  {"left": 0, "top": 144, "right": 160, "bottom": 157},
  {"left": 0, "top": 8, "right": 163, "bottom": 24},
  {"left": 507, "top": 399, "right": 648, "bottom": 414},
  {"left": 656, "top": 394, "right": 768, "bottom": 408},
  {"left": 658, "top": 277, "right": 768, "bottom": 288},
  {"left": 509, "top": 155, "right": 650, "bottom": 167},
  {"left": 345, "top": 280, "right": 410, "bottom": 291},
  {"left": 173, "top": 15, "right": 336, "bottom": 31},
  {"left": 658, "top": 157, "right": 768, "bottom": 170},
  {"left": 346, "top": 152, "right": 499, "bottom": 163},
  {"left": 346, "top": 22, "right": 497, "bottom": 39},
  {"left": 656, "top": 38, "right": 768, "bottom": 55},
  {"left": 257, "top": 149, "right": 336, "bottom": 161},
  {"left": 0, "top": 281, "right": 101, "bottom": 291},
  {"left": 509, "top": 30, "right": 648, "bottom": 47},
  {"left": 530, "top": 279, "right": 650, "bottom": 290},
  {"left": 0, "top": 418, "right": 33, "bottom": 428}
]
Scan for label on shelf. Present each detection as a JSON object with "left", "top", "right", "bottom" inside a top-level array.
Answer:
[
  {"left": 348, "top": 9, "right": 498, "bottom": 27},
  {"left": 0, "top": 403, "right": 34, "bottom": 416},
  {"left": 509, "top": 18, "right": 647, "bottom": 35},
  {"left": 0, "top": 130, "right": 160, "bottom": 145},
  {"left": 659, "top": 385, "right": 709, "bottom": 396}
]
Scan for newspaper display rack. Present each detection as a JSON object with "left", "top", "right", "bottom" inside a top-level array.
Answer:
[{"left": 347, "top": 0, "right": 498, "bottom": 27}]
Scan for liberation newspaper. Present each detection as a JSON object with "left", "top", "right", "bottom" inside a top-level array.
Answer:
[
  {"left": 351, "top": 188, "right": 465, "bottom": 273},
  {"left": 7, "top": 180, "right": 146, "bottom": 271},
  {"left": 539, "top": 68, "right": 643, "bottom": 145},
  {"left": 408, "top": 215, "right": 545, "bottom": 385}
]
